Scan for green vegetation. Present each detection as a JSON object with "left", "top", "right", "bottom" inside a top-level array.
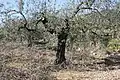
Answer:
[
  {"left": 0, "top": 0, "right": 120, "bottom": 80},
  {"left": 107, "top": 39, "right": 120, "bottom": 51}
]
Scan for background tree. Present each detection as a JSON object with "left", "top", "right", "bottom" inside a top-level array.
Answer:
[{"left": 0, "top": 0, "right": 120, "bottom": 65}]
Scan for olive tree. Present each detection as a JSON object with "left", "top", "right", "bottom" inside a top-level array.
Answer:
[{"left": 37, "top": 0, "right": 98, "bottom": 64}]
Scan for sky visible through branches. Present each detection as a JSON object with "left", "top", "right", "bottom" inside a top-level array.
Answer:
[
  {"left": 0, "top": 0, "right": 119, "bottom": 13},
  {"left": 0, "top": 0, "right": 66, "bottom": 9},
  {"left": 0, "top": 0, "right": 119, "bottom": 24},
  {"left": 0, "top": 0, "right": 67, "bottom": 24}
]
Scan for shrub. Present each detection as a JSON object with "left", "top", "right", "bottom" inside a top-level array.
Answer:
[{"left": 107, "top": 39, "right": 120, "bottom": 51}]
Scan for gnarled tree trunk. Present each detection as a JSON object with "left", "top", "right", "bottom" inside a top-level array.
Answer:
[
  {"left": 55, "top": 28, "right": 68, "bottom": 64},
  {"left": 28, "top": 34, "right": 32, "bottom": 47},
  {"left": 55, "top": 19, "right": 69, "bottom": 65}
]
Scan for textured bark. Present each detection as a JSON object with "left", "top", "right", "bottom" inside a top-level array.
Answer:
[
  {"left": 55, "top": 19, "right": 69, "bottom": 65},
  {"left": 27, "top": 34, "right": 32, "bottom": 47},
  {"left": 55, "top": 28, "right": 68, "bottom": 64}
]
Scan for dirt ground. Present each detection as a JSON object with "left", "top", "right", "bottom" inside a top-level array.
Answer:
[
  {"left": 52, "top": 70, "right": 120, "bottom": 80},
  {"left": 0, "top": 43, "right": 120, "bottom": 80}
]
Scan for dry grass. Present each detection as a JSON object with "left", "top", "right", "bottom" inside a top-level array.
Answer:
[
  {"left": 52, "top": 70, "right": 120, "bottom": 80},
  {"left": 0, "top": 42, "right": 120, "bottom": 80},
  {"left": 0, "top": 42, "right": 56, "bottom": 80}
]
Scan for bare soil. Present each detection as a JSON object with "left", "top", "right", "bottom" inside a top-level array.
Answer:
[
  {"left": 0, "top": 43, "right": 120, "bottom": 80},
  {"left": 52, "top": 70, "right": 120, "bottom": 80}
]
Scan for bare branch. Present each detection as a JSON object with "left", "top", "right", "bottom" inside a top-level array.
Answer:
[
  {"left": 7, "top": 10, "right": 37, "bottom": 32},
  {"left": 7, "top": 10, "right": 27, "bottom": 28},
  {"left": 70, "top": 0, "right": 96, "bottom": 19},
  {"left": 18, "top": 0, "right": 24, "bottom": 12},
  {"left": 70, "top": 2, "right": 84, "bottom": 19}
]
